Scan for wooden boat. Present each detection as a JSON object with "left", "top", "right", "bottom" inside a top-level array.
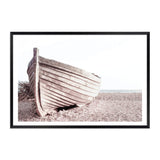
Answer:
[{"left": 27, "top": 48, "right": 101, "bottom": 117}]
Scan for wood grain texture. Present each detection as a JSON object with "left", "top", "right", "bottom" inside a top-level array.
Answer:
[
  {"left": 39, "top": 74, "right": 97, "bottom": 97},
  {"left": 40, "top": 84, "right": 88, "bottom": 104},
  {"left": 40, "top": 79, "right": 94, "bottom": 101},
  {"left": 27, "top": 48, "right": 101, "bottom": 116},
  {"left": 40, "top": 65, "right": 100, "bottom": 88},
  {"left": 40, "top": 68, "right": 100, "bottom": 90},
  {"left": 39, "top": 56, "right": 101, "bottom": 83}
]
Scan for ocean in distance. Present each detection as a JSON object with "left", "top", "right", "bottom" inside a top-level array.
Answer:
[{"left": 100, "top": 90, "right": 142, "bottom": 93}]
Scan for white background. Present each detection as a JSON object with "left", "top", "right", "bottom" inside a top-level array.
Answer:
[
  {"left": 14, "top": 34, "right": 146, "bottom": 90},
  {"left": 0, "top": 0, "right": 159, "bottom": 160}
]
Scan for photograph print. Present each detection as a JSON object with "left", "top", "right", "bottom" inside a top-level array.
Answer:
[{"left": 10, "top": 32, "right": 150, "bottom": 128}]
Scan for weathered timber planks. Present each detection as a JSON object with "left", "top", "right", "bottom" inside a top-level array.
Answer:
[
  {"left": 41, "top": 97, "right": 66, "bottom": 108},
  {"left": 40, "top": 89, "right": 73, "bottom": 106},
  {"left": 40, "top": 79, "right": 94, "bottom": 101},
  {"left": 27, "top": 63, "right": 36, "bottom": 76},
  {"left": 40, "top": 65, "right": 100, "bottom": 88},
  {"left": 40, "top": 81, "right": 92, "bottom": 103},
  {"left": 39, "top": 69, "right": 100, "bottom": 92},
  {"left": 41, "top": 91, "right": 72, "bottom": 106},
  {"left": 33, "top": 48, "right": 46, "bottom": 117},
  {"left": 40, "top": 84, "right": 89, "bottom": 104},
  {"left": 39, "top": 74, "right": 97, "bottom": 97},
  {"left": 27, "top": 48, "right": 101, "bottom": 117},
  {"left": 39, "top": 56, "right": 101, "bottom": 83},
  {"left": 28, "top": 65, "right": 35, "bottom": 93}
]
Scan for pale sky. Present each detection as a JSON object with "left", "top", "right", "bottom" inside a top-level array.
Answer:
[{"left": 13, "top": 34, "right": 147, "bottom": 90}]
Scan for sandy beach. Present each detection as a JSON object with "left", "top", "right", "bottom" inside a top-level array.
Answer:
[{"left": 18, "top": 92, "right": 142, "bottom": 122}]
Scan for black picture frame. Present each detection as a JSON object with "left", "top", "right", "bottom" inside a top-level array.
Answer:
[{"left": 10, "top": 32, "right": 150, "bottom": 129}]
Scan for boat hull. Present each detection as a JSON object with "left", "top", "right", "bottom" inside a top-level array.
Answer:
[{"left": 27, "top": 48, "right": 101, "bottom": 116}]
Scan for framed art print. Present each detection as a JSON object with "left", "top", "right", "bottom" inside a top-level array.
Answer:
[{"left": 10, "top": 32, "right": 150, "bottom": 128}]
